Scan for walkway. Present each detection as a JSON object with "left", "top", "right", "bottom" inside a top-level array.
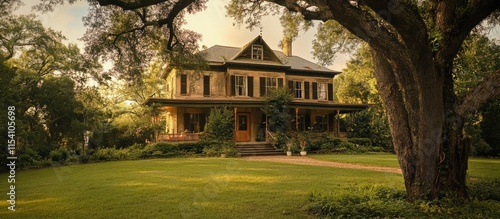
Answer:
[{"left": 241, "top": 156, "right": 402, "bottom": 174}]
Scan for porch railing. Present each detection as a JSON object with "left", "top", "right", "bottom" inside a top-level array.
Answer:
[{"left": 157, "top": 133, "right": 200, "bottom": 142}]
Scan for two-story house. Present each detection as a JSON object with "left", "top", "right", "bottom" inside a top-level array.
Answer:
[{"left": 146, "top": 35, "right": 368, "bottom": 143}]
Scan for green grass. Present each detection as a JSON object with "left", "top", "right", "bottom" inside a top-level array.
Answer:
[
  {"left": 310, "top": 154, "right": 500, "bottom": 179},
  {"left": 0, "top": 158, "right": 403, "bottom": 219},
  {"left": 2, "top": 155, "right": 498, "bottom": 218}
]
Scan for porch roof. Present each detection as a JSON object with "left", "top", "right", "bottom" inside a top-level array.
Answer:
[{"left": 146, "top": 98, "right": 369, "bottom": 114}]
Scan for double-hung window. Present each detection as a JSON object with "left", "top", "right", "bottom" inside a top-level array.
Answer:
[
  {"left": 294, "top": 81, "right": 303, "bottom": 99},
  {"left": 235, "top": 75, "right": 247, "bottom": 96},
  {"left": 266, "top": 77, "right": 277, "bottom": 91},
  {"left": 318, "top": 83, "right": 327, "bottom": 100}
]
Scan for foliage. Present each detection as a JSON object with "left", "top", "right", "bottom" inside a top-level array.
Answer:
[
  {"left": 272, "top": 132, "right": 290, "bottom": 152},
  {"left": 144, "top": 142, "right": 206, "bottom": 158},
  {"left": 202, "top": 141, "right": 239, "bottom": 157},
  {"left": 305, "top": 184, "right": 500, "bottom": 218},
  {"left": 35, "top": 0, "right": 209, "bottom": 83},
  {"left": 203, "top": 106, "right": 235, "bottom": 142},
  {"left": 480, "top": 99, "right": 500, "bottom": 156},
  {"left": 49, "top": 148, "right": 70, "bottom": 163},
  {"left": 263, "top": 87, "right": 292, "bottom": 133}
]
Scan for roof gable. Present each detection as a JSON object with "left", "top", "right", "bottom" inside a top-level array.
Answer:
[
  {"left": 232, "top": 35, "right": 283, "bottom": 64},
  {"left": 200, "top": 36, "right": 340, "bottom": 75}
]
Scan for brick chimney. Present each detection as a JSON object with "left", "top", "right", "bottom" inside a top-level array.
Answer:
[{"left": 282, "top": 37, "right": 292, "bottom": 56}]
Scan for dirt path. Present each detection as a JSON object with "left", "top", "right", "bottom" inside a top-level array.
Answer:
[{"left": 241, "top": 156, "right": 402, "bottom": 174}]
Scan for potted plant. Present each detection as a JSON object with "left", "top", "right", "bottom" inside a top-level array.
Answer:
[
  {"left": 300, "top": 140, "right": 307, "bottom": 156},
  {"left": 286, "top": 141, "right": 292, "bottom": 156},
  {"left": 299, "top": 132, "right": 308, "bottom": 156}
]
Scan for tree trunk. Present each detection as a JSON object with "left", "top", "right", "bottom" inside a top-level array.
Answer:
[
  {"left": 440, "top": 66, "right": 470, "bottom": 201},
  {"left": 371, "top": 49, "right": 470, "bottom": 201}
]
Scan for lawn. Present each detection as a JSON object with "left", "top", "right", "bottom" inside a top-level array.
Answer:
[
  {"left": 310, "top": 154, "right": 500, "bottom": 179},
  {"left": 0, "top": 158, "right": 403, "bottom": 219},
  {"left": 2, "top": 155, "right": 498, "bottom": 218}
]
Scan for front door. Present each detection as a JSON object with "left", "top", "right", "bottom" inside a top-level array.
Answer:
[{"left": 236, "top": 113, "right": 250, "bottom": 142}]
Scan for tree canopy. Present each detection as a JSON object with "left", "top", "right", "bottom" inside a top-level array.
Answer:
[{"left": 226, "top": 0, "right": 500, "bottom": 201}]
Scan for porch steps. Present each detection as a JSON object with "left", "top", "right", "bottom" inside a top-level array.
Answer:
[{"left": 236, "top": 142, "right": 285, "bottom": 156}]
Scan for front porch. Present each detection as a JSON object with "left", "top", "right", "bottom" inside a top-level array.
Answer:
[{"left": 148, "top": 98, "right": 368, "bottom": 143}]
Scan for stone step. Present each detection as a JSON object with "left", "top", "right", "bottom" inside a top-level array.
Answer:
[{"left": 236, "top": 142, "right": 284, "bottom": 156}]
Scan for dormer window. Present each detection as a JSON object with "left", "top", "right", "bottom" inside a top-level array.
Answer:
[{"left": 251, "top": 45, "right": 263, "bottom": 60}]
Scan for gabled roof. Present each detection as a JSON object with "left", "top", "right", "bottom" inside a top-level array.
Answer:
[{"left": 200, "top": 36, "right": 340, "bottom": 74}]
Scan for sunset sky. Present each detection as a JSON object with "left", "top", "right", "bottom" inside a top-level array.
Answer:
[{"left": 16, "top": 0, "right": 350, "bottom": 71}]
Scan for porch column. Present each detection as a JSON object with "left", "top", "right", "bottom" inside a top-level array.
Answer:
[
  {"left": 234, "top": 107, "right": 238, "bottom": 141},
  {"left": 295, "top": 108, "right": 299, "bottom": 131},
  {"left": 336, "top": 109, "right": 340, "bottom": 137}
]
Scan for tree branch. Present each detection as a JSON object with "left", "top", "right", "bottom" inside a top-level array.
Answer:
[
  {"left": 436, "top": 0, "right": 500, "bottom": 65},
  {"left": 103, "top": 0, "right": 197, "bottom": 51},
  {"left": 96, "top": 0, "right": 168, "bottom": 10},
  {"left": 458, "top": 70, "right": 500, "bottom": 119},
  {"left": 363, "top": 0, "right": 428, "bottom": 54}
]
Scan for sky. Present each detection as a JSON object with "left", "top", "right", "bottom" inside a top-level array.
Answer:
[
  {"left": 15, "top": 0, "right": 350, "bottom": 71},
  {"left": 15, "top": 0, "right": 499, "bottom": 72}
]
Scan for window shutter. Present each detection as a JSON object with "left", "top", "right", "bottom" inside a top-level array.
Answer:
[
  {"left": 203, "top": 75, "right": 210, "bottom": 96},
  {"left": 180, "top": 74, "right": 187, "bottom": 95},
  {"left": 230, "top": 75, "right": 235, "bottom": 96},
  {"left": 183, "top": 113, "right": 190, "bottom": 131},
  {"left": 199, "top": 113, "right": 206, "bottom": 132},
  {"left": 304, "top": 82, "right": 310, "bottom": 99},
  {"left": 312, "top": 82, "right": 318, "bottom": 100},
  {"left": 278, "top": 78, "right": 284, "bottom": 87},
  {"left": 288, "top": 80, "right": 294, "bottom": 93},
  {"left": 260, "top": 77, "right": 266, "bottom": 97},
  {"left": 248, "top": 76, "right": 254, "bottom": 97},
  {"left": 328, "top": 83, "right": 334, "bottom": 101}
]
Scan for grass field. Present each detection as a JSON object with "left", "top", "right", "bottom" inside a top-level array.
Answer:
[
  {"left": 0, "top": 158, "right": 403, "bottom": 219},
  {"left": 310, "top": 154, "right": 500, "bottom": 179},
  {"left": 1, "top": 155, "right": 498, "bottom": 218}
]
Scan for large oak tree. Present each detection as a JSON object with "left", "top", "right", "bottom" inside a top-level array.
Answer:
[{"left": 228, "top": 0, "right": 500, "bottom": 201}]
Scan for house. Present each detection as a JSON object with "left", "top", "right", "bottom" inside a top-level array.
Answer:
[{"left": 146, "top": 35, "right": 368, "bottom": 144}]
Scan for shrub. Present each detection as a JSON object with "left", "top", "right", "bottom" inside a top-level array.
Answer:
[
  {"left": 203, "top": 106, "right": 234, "bottom": 142},
  {"left": 143, "top": 142, "right": 206, "bottom": 158},
  {"left": 348, "top": 138, "right": 371, "bottom": 146},
  {"left": 306, "top": 184, "right": 500, "bottom": 218},
  {"left": 305, "top": 186, "right": 412, "bottom": 218},
  {"left": 272, "top": 132, "right": 290, "bottom": 152},
  {"left": 202, "top": 140, "right": 238, "bottom": 157},
  {"left": 469, "top": 179, "right": 500, "bottom": 201},
  {"left": 49, "top": 148, "right": 70, "bottom": 163},
  {"left": 18, "top": 148, "right": 43, "bottom": 169}
]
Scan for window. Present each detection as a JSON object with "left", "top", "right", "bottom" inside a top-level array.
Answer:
[
  {"left": 252, "top": 45, "right": 263, "bottom": 60},
  {"left": 235, "top": 75, "right": 247, "bottom": 96},
  {"left": 314, "top": 115, "right": 328, "bottom": 132},
  {"left": 188, "top": 114, "right": 199, "bottom": 132},
  {"left": 231, "top": 75, "right": 253, "bottom": 97},
  {"left": 180, "top": 74, "right": 187, "bottom": 95},
  {"left": 318, "top": 83, "right": 327, "bottom": 100},
  {"left": 260, "top": 77, "right": 282, "bottom": 97},
  {"left": 184, "top": 113, "right": 206, "bottom": 133},
  {"left": 294, "top": 81, "right": 303, "bottom": 99},
  {"left": 266, "top": 77, "right": 277, "bottom": 91}
]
